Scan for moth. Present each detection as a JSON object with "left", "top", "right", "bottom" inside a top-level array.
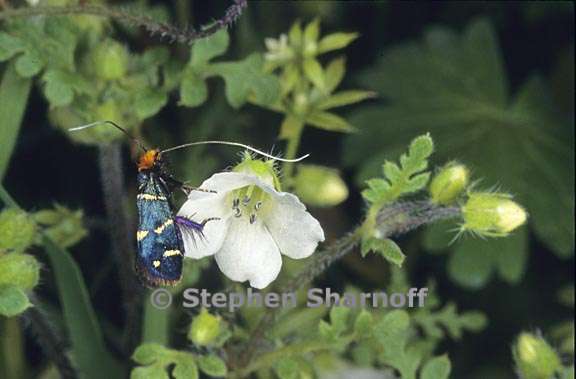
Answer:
[
  {"left": 134, "top": 148, "right": 215, "bottom": 287},
  {"left": 70, "top": 121, "right": 308, "bottom": 287}
]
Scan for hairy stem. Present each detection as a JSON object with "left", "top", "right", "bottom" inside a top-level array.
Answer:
[
  {"left": 282, "top": 120, "right": 304, "bottom": 188},
  {"left": 97, "top": 143, "right": 142, "bottom": 354},
  {"left": 22, "top": 296, "right": 78, "bottom": 379},
  {"left": 238, "top": 201, "right": 461, "bottom": 370},
  {"left": 0, "top": 0, "right": 247, "bottom": 45}
]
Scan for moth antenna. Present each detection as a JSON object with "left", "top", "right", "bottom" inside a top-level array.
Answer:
[
  {"left": 161, "top": 140, "right": 309, "bottom": 163},
  {"left": 68, "top": 121, "right": 148, "bottom": 152}
]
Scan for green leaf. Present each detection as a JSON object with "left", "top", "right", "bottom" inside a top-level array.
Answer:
[
  {"left": 275, "top": 358, "right": 299, "bottom": 379},
  {"left": 318, "top": 32, "right": 359, "bottom": 54},
  {"left": 42, "top": 70, "right": 75, "bottom": 107},
  {"left": 132, "top": 343, "right": 167, "bottom": 365},
  {"left": 173, "top": 356, "right": 199, "bottom": 379},
  {"left": 422, "top": 221, "right": 455, "bottom": 253},
  {"left": 41, "top": 235, "right": 122, "bottom": 377},
  {"left": 306, "top": 111, "right": 354, "bottom": 132},
  {"left": 14, "top": 51, "right": 43, "bottom": 78},
  {"left": 0, "top": 286, "right": 31, "bottom": 317},
  {"left": 302, "top": 57, "right": 325, "bottom": 91},
  {"left": 361, "top": 237, "right": 406, "bottom": 267},
  {"left": 0, "top": 63, "right": 32, "bottom": 180},
  {"left": 354, "top": 310, "right": 373, "bottom": 338},
  {"left": 448, "top": 238, "right": 495, "bottom": 289},
  {"left": 448, "top": 228, "right": 528, "bottom": 289},
  {"left": 191, "top": 29, "right": 229, "bottom": 66},
  {"left": 413, "top": 302, "right": 487, "bottom": 340},
  {"left": 197, "top": 355, "right": 227, "bottom": 377},
  {"left": 131, "top": 365, "right": 169, "bottom": 379},
  {"left": 316, "top": 90, "right": 376, "bottom": 110},
  {"left": 271, "top": 306, "right": 328, "bottom": 339},
  {"left": 0, "top": 32, "right": 25, "bottom": 61},
  {"left": 303, "top": 19, "right": 320, "bottom": 45},
  {"left": 494, "top": 227, "right": 528, "bottom": 284},
  {"left": 374, "top": 310, "right": 410, "bottom": 347},
  {"left": 329, "top": 306, "right": 351, "bottom": 335},
  {"left": 374, "top": 310, "right": 421, "bottom": 379},
  {"left": 180, "top": 71, "right": 208, "bottom": 107},
  {"left": 361, "top": 134, "right": 433, "bottom": 206},
  {"left": 134, "top": 89, "right": 168, "bottom": 120},
  {"left": 325, "top": 57, "right": 345, "bottom": 93},
  {"left": 288, "top": 21, "right": 303, "bottom": 47},
  {"left": 421, "top": 355, "right": 451, "bottom": 379},
  {"left": 211, "top": 53, "right": 281, "bottom": 108}
]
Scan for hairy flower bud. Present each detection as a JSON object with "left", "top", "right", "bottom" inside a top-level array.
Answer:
[
  {"left": 462, "top": 193, "right": 527, "bottom": 236},
  {"left": 0, "top": 254, "right": 40, "bottom": 290},
  {"left": 0, "top": 209, "right": 36, "bottom": 254},
  {"left": 513, "top": 332, "right": 561, "bottom": 379},
  {"left": 234, "top": 153, "right": 280, "bottom": 189},
  {"left": 91, "top": 39, "right": 129, "bottom": 81},
  {"left": 188, "top": 309, "right": 222, "bottom": 346},
  {"left": 429, "top": 162, "right": 469, "bottom": 204},
  {"left": 294, "top": 164, "right": 348, "bottom": 207}
]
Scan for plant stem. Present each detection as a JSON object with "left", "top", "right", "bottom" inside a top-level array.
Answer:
[
  {"left": 141, "top": 290, "right": 170, "bottom": 345},
  {"left": 1, "top": 317, "right": 26, "bottom": 379},
  {"left": 97, "top": 143, "right": 142, "bottom": 354},
  {"left": 0, "top": 0, "right": 247, "bottom": 45},
  {"left": 22, "top": 297, "right": 78, "bottom": 379},
  {"left": 282, "top": 120, "right": 304, "bottom": 187}
]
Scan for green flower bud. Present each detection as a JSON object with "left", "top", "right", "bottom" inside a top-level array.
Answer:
[
  {"left": 33, "top": 205, "right": 87, "bottom": 248},
  {"left": 0, "top": 209, "right": 36, "bottom": 254},
  {"left": 513, "top": 332, "right": 561, "bottom": 379},
  {"left": 188, "top": 309, "right": 222, "bottom": 346},
  {"left": 91, "top": 39, "right": 129, "bottom": 81},
  {"left": 462, "top": 192, "right": 527, "bottom": 236},
  {"left": 0, "top": 254, "right": 40, "bottom": 290},
  {"left": 234, "top": 153, "right": 281, "bottom": 190},
  {"left": 294, "top": 164, "right": 348, "bottom": 207},
  {"left": 429, "top": 162, "right": 469, "bottom": 204},
  {"left": 49, "top": 101, "right": 131, "bottom": 145}
]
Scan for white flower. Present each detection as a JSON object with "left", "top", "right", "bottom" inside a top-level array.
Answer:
[
  {"left": 264, "top": 34, "right": 293, "bottom": 63},
  {"left": 177, "top": 171, "right": 325, "bottom": 289}
]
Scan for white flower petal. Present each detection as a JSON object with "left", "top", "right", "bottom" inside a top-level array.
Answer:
[
  {"left": 214, "top": 219, "right": 282, "bottom": 289},
  {"left": 195, "top": 172, "right": 262, "bottom": 194},
  {"left": 177, "top": 192, "right": 230, "bottom": 259},
  {"left": 264, "top": 191, "right": 325, "bottom": 259}
]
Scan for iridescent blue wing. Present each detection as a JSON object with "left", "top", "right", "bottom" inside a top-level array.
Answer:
[{"left": 135, "top": 172, "right": 184, "bottom": 287}]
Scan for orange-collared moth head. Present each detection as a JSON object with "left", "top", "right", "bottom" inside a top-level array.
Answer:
[{"left": 138, "top": 149, "right": 161, "bottom": 171}]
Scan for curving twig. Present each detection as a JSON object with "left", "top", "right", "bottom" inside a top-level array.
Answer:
[{"left": 0, "top": 0, "right": 247, "bottom": 45}]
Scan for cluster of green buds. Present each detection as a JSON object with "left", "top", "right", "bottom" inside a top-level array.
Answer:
[
  {"left": 428, "top": 162, "right": 527, "bottom": 237},
  {"left": 260, "top": 20, "right": 374, "bottom": 208},
  {"left": 262, "top": 19, "right": 371, "bottom": 129},
  {"left": 513, "top": 332, "right": 561, "bottom": 379},
  {"left": 0, "top": 209, "right": 39, "bottom": 316}
]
